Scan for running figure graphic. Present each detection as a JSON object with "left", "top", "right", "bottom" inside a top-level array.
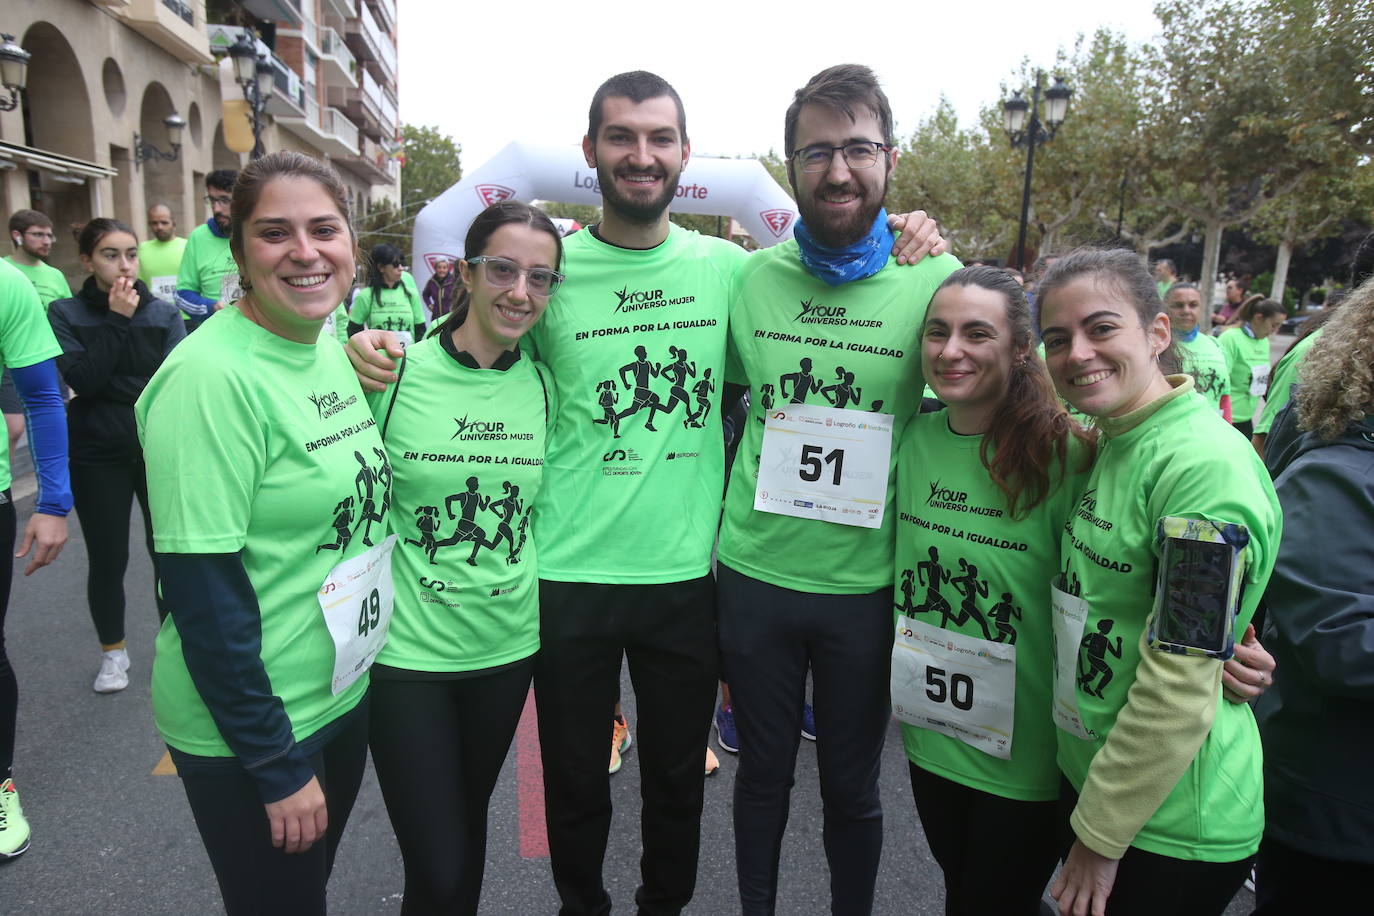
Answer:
[
  {"left": 914, "top": 545, "right": 952, "bottom": 620},
  {"left": 989, "top": 592, "right": 1023, "bottom": 644},
  {"left": 821, "top": 366, "right": 863, "bottom": 409},
  {"left": 780, "top": 357, "right": 824, "bottom": 404},
  {"left": 486, "top": 481, "right": 525, "bottom": 564},
  {"left": 685, "top": 368, "right": 715, "bottom": 428},
  {"left": 616, "top": 345, "right": 663, "bottom": 430},
  {"left": 373, "top": 446, "right": 393, "bottom": 517},
  {"left": 511, "top": 512, "right": 531, "bottom": 564},
  {"left": 1077, "top": 619, "right": 1123, "bottom": 698},
  {"left": 647, "top": 345, "right": 696, "bottom": 429},
  {"left": 949, "top": 558, "right": 993, "bottom": 639},
  {"left": 593, "top": 380, "right": 621, "bottom": 438},
  {"left": 317, "top": 497, "right": 355, "bottom": 553},
  {"left": 896, "top": 568, "right": 916, "bottom": 615},
  {"left": 352, "top": 450, "right": 387, "bottom": 546},
  {"left": 436, "top": 476, "right": 492, "bottom": 566},
  {"left": 406, "top": 505, "right": 442, "bottom": 564}
]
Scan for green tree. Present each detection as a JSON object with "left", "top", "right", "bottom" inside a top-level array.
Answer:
[{"left": 357, "top": 124, "right": 463, "bottom": 261}]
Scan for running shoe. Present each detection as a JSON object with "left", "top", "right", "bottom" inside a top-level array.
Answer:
[
  {"left": 705, "top": 747, "right": 720, "bottom": 776},
  {"left": 714, "top": 705, "right": 738, "bottom": 754},
  {"left": 93, "top": 648, "right": 130, "bottom": 694},
  {"left": 609, "top": 714, "right": 632, "bottom": 775},
  {"left": 1244, "top": 865, "right": 1256, "bottom": 893},
  {"left": 801, "top": 702, "right": 817, "bottom": 741},
  {"left": 0, "top": 777, "right": 30, "bottom": 859}
]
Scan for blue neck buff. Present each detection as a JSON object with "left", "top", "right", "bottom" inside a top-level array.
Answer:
[
  {"left": 794, "top": 208, "right": 892, "bottom": 287},
  {"left": 1179, "top": 326, "right": 1200, "bottom": 343}
]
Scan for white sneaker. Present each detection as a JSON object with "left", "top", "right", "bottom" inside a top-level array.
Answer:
[{"left": 93, "top": 649, "right": 130, "bottom": 693}]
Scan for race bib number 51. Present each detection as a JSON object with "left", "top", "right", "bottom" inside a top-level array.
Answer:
[{"left": 754, "top": 404, "right": 892, "bottom": 529}]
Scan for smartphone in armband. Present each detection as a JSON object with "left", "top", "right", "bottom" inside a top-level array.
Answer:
[{"left": 1148, "top": 517, "right": 1250, "bottom": 661}]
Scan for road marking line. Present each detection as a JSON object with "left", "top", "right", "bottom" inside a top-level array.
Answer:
[
  {"left": 515, "top": 688, "right": 548, "bottom": 858},
  {"left": 152, "top": 751, "right": 177, "bottom": 776}
]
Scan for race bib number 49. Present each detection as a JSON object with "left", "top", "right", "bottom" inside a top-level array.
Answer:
[
  {"left": 318, "top": 535, "right": 396, "bottom": 695},
  {"left": 754, "top": 404, "right": 892, "bottom": 529}
]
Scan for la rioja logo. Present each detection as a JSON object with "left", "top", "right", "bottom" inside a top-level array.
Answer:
[
  {"left": 475, "top": 184, "right": 516, "bottom": 206},
  {"left": 760, "top": 209, "right": 795, "bottom": 238}
]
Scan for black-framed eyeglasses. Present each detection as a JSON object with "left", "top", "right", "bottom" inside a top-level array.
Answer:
[
  {"left": 789, "top": 141, "right": 892, "bottom": 173},
  {"left": 204, "top": 194, "right": 232, "bottom": 207},
  {"left": 467, "top": 256, "right": 564, "bottom": 296}
]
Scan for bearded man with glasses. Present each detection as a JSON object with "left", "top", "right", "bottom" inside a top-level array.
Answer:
[{"left": 175, "top": 170, "right": 240, "bottom": 331}]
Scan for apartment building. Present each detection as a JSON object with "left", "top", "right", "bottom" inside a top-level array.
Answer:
[{"left": 0, "top": 0, "right": 400, "bottom": 281}]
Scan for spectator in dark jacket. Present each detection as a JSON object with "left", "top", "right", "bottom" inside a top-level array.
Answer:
[
  {"left": 421, "top": 256, "right": 461, "bottom": 320},
  {"left": 1255, "top": 273, "right": 1374, "bottom": 913},
  {"left": 47, "top": 218, "right": 184, "bottom": 694}
]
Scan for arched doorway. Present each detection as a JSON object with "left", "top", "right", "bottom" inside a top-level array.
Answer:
[
  {"left": 139, "top": 81, "right": 185, "bottom": 232},
  {"left": 20, "top": 22, "right": 96, "bottom": 278}
]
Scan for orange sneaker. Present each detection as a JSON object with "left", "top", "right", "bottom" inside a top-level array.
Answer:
[{"left": 609, "top": 714, "right": 632, "bottom": 775}]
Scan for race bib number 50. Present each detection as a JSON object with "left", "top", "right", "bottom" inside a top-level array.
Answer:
[{"left": 754, "top": 404, "right": 892, "bottom": 529}]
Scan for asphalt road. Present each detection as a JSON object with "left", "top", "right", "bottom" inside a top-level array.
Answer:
[{"left": 1, "top": 338, "right": 1291, "bottom": 914}]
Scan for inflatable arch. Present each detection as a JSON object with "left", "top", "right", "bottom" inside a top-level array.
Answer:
[{"left": 410, "top": 141, "right": 798, "bottom": 291}]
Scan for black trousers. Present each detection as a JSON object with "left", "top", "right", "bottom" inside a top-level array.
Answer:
[
  {"left": 368, "top": 659, "right": 535, "bottom": 916},
  {"left": 717, "top": 563, "right": 892, "bottom": 916},
  {"left": 177, "top": 703, "right": 369, "bottom": 916},
  {"left": 533, "top": 576, "right": 718, "bottom": 916},
  {"left": 70, "top": 459, "right": 164, "bottom": 646},
  {"left": 1057, "top": 775, "right": 1252, "bottom": 916},
  {"left": 1253, "top": 834, "right": 1374, "bottom": 914},
  {"left": 909, "top": 763, "right": 1058, "bottom": 915},
  {"left": 0, "top": 492, "right": 16, "bottom": 775}
]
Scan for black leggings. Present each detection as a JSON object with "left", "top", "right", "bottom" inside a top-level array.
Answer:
[
  {"left": 70, "top": 460, "right": 163, "bottom": 646},
  {"left": 0, "top": 491, "right": 17, "bottom": 776},
  {"left": 1057, "top": 775, "right": 1252, "bottom": 915},
  {"left": 177, "top": 704, "right": 369, "bottom": 916},
  {"left": 368, "top": 659, "right": 535, "bottom": 915},
  {"left": 909, "top": 763, "right": 1058, "bottom": 915}
]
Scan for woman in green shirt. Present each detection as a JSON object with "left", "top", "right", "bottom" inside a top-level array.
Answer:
[
  {"left": 138, "top": 151, "right": 390, "bottom": 913},
  {"left": 1217, "top": 297, "right": 1284, "bottom": 437},
  {"left": 364, "top": 201, "right": 563, "bottom": 915},
  {"left": 347, "top": 243, "right": 426, "bottom": 346},
  {"left": 1036, "top": 249, "right": 1280, "bottom": 916},
  {"left": 893, "top": 266, "right": 1094, "bottom": 913}
]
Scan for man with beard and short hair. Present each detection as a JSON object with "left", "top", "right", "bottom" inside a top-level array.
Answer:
[
  {"left": 175, "top": 170, "right": 238, "bottom": 330},
  {"left": 6, "top": 210, "right": 71, "bottom": 307},
  {"left": 347, "top": 70, "right": 943, "bottom": 915},
  {"left": 138, "top": 204, "right": 188, "bottom": 304},
  {"left": 716, "top": 64, "right": 961, "bottom": 915},
  {"left": 1165, "top": 281, "right": 1230, "bottom": 415}
]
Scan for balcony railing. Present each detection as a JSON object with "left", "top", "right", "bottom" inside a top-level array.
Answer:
[
  {"left": 324, "top": 106, "right": 360, "bottom": 151},
  {"left": 358, "top": 6, "right": 396, "bottom": 83},
  {"left": 319, "top": 27, "right": 357, "bottom": 86},
  {"left": 161, "top": 0, "right": 193, "bottom": 26},
  {"left": 361, "top": 69, "right": 397, "bottom": 135}
]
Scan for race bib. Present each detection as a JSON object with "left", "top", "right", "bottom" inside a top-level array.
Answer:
[
  {"left": 1051, "top": 578, "right": 1096, "bottom": 740},
  {"left": 318, "top": 535, "right": 397, "bottom": 695},
  {"left": 219, "top": 272, "right": 243, "bottom": 306},
  {"left": 754, "top": 404, "right": 892, "bottom": 529},
  {"left": 1249, "top": 363, "right": 1271, "bottom": 397},
  {"left": 149, "top": 275, "right": 177, "bottom": 303},
  {"left": 892, "top": 616, "right": 1016, "bottom": 759}
]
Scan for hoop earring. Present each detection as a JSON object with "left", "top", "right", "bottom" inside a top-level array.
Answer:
[{"left": 239, "top": 274, "right": 253, "bottom": 292}]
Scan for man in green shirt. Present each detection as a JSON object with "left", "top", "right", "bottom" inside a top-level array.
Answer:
[
  {"left": 138, "top": 204, "right": 187, "bottom": 303},
  {"left": 717, "top": 65, "right": 960, "bottom": 915},
  {"left": 1153, "top": 258, "right": 1179, "bottom": 300},
  {"left": 6, "top": 210, "right": 71, "bottom": 307},
  {"left": 174, "top": 170, "right": 238, "bottom": 330},
  {"left": 1165, "top": 282, "right": 1230, "bottom": 414},
  {"left": 4, "top": 209, "right": 73, "bottom": 453}
]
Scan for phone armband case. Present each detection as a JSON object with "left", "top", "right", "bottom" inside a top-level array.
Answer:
[{"left": 1148, "top": 517, "right": 1249, "bottom": 661}]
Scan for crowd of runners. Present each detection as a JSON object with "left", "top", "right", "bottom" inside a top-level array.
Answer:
[{"left": 0, "top": 62, "right": 1370, "bottom": 916}]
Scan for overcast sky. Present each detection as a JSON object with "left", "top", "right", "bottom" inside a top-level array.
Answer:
[{"left": 398, "top": 0, "right": 1163, "bottom": 173}]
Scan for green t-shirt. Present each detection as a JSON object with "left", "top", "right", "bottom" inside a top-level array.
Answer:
[
  {"left": 895, "top": 411, "right": 1090, "bottom": 801},
  {"left": 368, "top": 335, "right": 552, "bottom": 672},
  {"left": 138, "top": 236, "right": 188, "bottom": 302},
  {"left": 322, "top": 303, "right": 350, "bottom": 346},
  {"left": 1174, "top": 332, "right": 1229, "bottom": 413},
  {"left": 717, "top": 245, "right": 961, "bottom": 593},
  {"left": 1056, "top": 384, "right": 1279, "bottom": 860},
  {"left": 1217, "top": 327, "right": 1271, "bottom": 423},
  {"left": 525, "top": 225, "right": 747, "bottom": 584},
  {"left": 4, "top": 255, "right": 71, "bottom": 308},
  {"left": 348, "top": 273, "right": 424, "bottom": 344},
  {"left": 0, "top": 258, "right": 62, "bottom": 490},
  {"left": 1254, "top": 328, "right": 1321, "bottom": 436},
  {"left": 137, "top": 307, "right": 387, "bottom": 756},
  {"left": 176, "top": 222, "right": 237, "bottom": 304}
]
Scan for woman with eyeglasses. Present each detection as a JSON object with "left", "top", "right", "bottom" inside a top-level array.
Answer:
[
  {"left": 352, "top": 200, "right": 562, "bottom": 915},
  {"left": 347, "top": 243, "right": 426, "bottom": 347}
]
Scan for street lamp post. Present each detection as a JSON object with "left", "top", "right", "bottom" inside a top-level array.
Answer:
[
  {"left": 1002, "top": 72, "right": 1072, "bottom": 271},
  {"left": 0, "top": 33, "right": 31, "bottom": 112},
  {"left": 227, "top": 33, "right": 275, "bottom": 159}
]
